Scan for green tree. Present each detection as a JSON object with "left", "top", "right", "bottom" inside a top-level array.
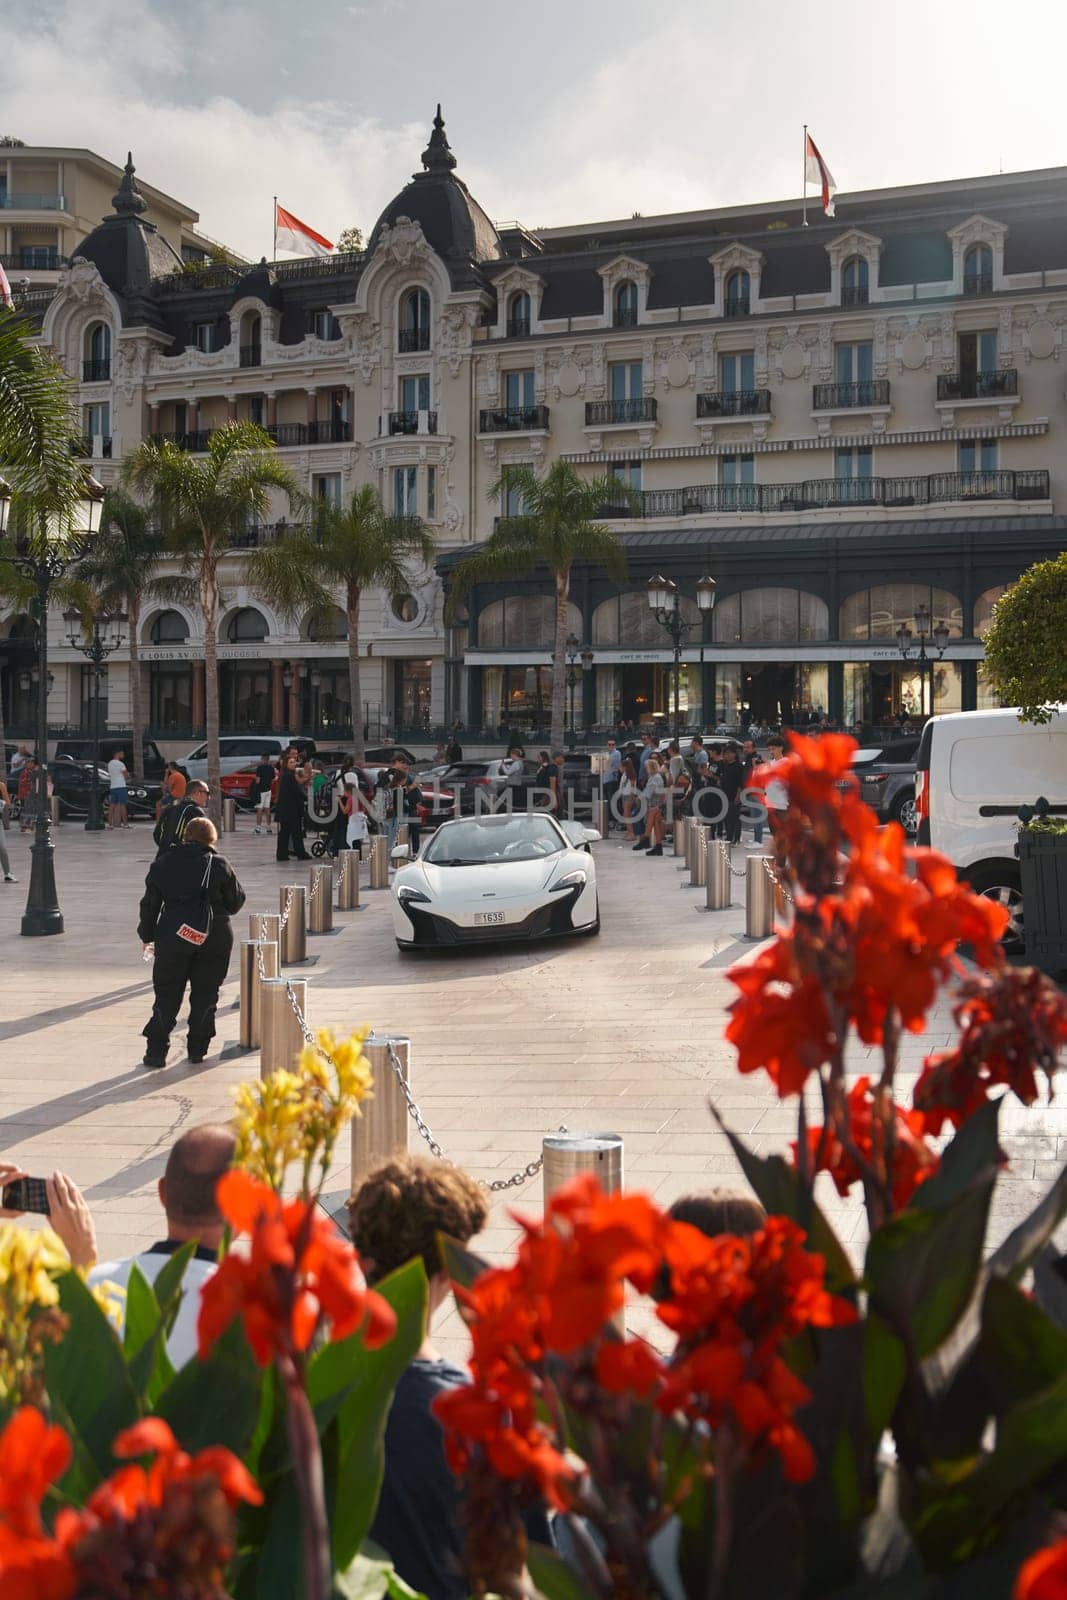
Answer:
[
  {"left": 75, "top": 489, "right": 187, "bottom": 782},
  {"left": 124, "top": 425, "right": 300, "bottom": 815},
  {"left": 335, "top": 225, "right": 364, "bottom": 253},
  {"left": 981, "top": 551, "right": 1067, "bottom": 724},
  {"left": 449, "top": 461, "right": 632, "bottom": 748},
  {"left": 243, "top": 485, "right": 435, "bottom": 762}
]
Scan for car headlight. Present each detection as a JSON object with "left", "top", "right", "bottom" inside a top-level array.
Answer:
[
  {"left": 550, "top": 869, "right": 587, "bottom": 892},
  {"left": 397, "top": 884, "right": 431, "bottom": 904},
  {"left": 133, "top": 789, "right": 147, "bottom": 798}
]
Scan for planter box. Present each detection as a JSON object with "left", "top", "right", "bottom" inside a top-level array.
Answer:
[{"left": 1018, "top": 828, "right": 1067, "bottom": 975}]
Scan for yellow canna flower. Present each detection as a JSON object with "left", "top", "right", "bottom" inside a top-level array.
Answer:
[{"left": 0, "top": 1224, "right": 80, "bottom": 1403}]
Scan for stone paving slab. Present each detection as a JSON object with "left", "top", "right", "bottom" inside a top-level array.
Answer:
[{"left": 0, "top": 819, "right": 1063, "bottom": 1359}]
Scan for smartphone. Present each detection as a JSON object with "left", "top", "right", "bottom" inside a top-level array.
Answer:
[{"left": 3, "top": 1177, "right": 50, "bottom": 1214}]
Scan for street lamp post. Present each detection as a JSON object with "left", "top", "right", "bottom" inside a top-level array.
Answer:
[
  {"left": 0, "top": 470, "right": 105, "bottom": 936},
  {"left": 896, "top": 603, "right": 951, "bottom": 720},
  {"left": 565, "top": 632, "right": 580, "bottom": 745},
  {"left": 647, "top": 574, "right": 717, "bottom": 737},
  {"left": 64, "top": 608, "right": 127, "bottom": 831}
]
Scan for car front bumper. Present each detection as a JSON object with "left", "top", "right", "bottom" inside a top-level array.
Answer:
[{"left": 394, "top": 883, "right": 594, "bottom": 947}]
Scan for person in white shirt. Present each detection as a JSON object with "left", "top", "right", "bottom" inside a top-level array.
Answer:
[
  {"left": 106, "top": 749, "right": 130, "bottom": 829},
  {"left": 89, "top": 1123, "right": 236, "bottom": 1369}
]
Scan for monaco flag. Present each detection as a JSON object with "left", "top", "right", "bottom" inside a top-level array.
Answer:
[
  {"left": 804, "top": 132, "right": 837, "bottom": 218},
  {"left": 275, "top": 203, "right": 334, "bottom": 258}
]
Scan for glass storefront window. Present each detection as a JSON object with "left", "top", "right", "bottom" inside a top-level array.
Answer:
[
  {"left": 312, "top": 667, "right": 352, "bottom": 731},
  {"left": 973, "top": 586, "right": 1007, "bottom": 638},
  {"left": 712, "top": 589, "right": 829, "bottom": 644},
  {"left": 477, "top": 596, "right": 581, "bottom": 649},
  {"left": 395, "top": 659, "right": 432, "bottom": 729},
  {"left": 221, "top": 665, "right": 270, "bottom": 729},
  {"left": 482, "top": 666, "right": 554, "bottom": 732},
  {"left": 80, "top": 664, "right": 108, "bottom": 726},
  {"left": 592, "top": 591, "right": 700, "bottom": 647},
  {"left": 839, "top": 584, "right": 963, "bottom": 640},
  {"left": 842, "top": 661, "right": 963, "bottom": 729},
  {"left": 976, "top": 663, "right": 1004, "bottom": 709},
  {"left": 150, "top": 665, "right": 192, "bottom": 730}
]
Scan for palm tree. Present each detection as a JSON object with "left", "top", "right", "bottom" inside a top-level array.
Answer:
[
  {"left": 124, "top": 424, "right": 300, "bottom": 817},
  {"left": 75, "top": 489, "right": 183, "bottom": 783},
  {"left": 450, "top": 461, "right": 632, "bottom": 749},
  {"left": 0, "top": 307, "right": 81, "bottom": 502},
  {"left": 243, "top": 485, "right": 436, "bottom": 762}
]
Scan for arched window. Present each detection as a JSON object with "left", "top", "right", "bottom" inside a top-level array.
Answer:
[
  {"left": 841, "top": 256, "right": 869, "bottom": 306},
  {"left": 839, "top": 584, "right": 963, "bottom": 641},
  {"left": 84, "top": 322, "right": 111, "bottom": 381},
  {"left": 149, "top": 610, "right": 189, "bottom": 644},
  {"left": 963, "top": 243, "right": 993, "bottom": 295},
  {"left": 477, "top": 595, "right": 582, "bottom": 649},
  {"left": 240, "top": 311, "right": 261, "bottom": 367},
  {"left": 593, "top": 591, "right": 700, "bottom": 648},
  {"left": 399, "top": 288, "right": 431, "bottom": 353},
  {"left": 712, "top": 588, "right": 829, "bottom": 644},
  {"left": 613, "top": 281, "right": 638, "bottom": 327},
  {"left": 307, "top": 606, "right": 349, "bottom": 641},
  {"left": 225, "top": 607, "right": 268, "bottom": 643},
  {"left": 973, "top": 584, "right": 1006, "bottom": 639},
  {"left": 724, "top": 269, "right": 750, "bottom": 317},
  {"left": 508, "top": 292, "right": 531, "bottom": 337}
]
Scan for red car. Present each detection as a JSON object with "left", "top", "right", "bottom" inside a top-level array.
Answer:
[{"left": 221, "top": 767, "right": 279, "bottom": 810}]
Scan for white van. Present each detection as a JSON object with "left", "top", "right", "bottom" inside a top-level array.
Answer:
[
  {"left": 179, "top": 735, "right": 315, "bottom": 782},
  {"left": 915, "top": 706, "right": 1067, "bottom": 948}
]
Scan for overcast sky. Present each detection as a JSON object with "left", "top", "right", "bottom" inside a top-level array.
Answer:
[{"left": 4, "top": 0, "right": 1067, "bottom": 259}]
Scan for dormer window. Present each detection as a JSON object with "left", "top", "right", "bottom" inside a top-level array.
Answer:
[
  {"left": 193, "top": 321, "right": 218, "bottom": 354},
  {"left": 963, "top": 243, "right": 993, "bottom": 296},
  {"left": 841, "top": 256, "right": 869, "bottom": 306},
  {"left": 240, "top": 311, "right": 261, "bottom": 367},
  {"left": 399, "top": 287, "right": 431, "bottom": 352},
  {"left": 83, "top": 322, "right": 111, "bottom": 382},
  {"left": 724, "top": 270, "right": 750, "bottom": 317},
  {"left": 507, "top": 291, "right": 531, "bottom": 338},
  {"left": 308, "top": 309, "right": 340, "bottom": 341},
  {"left": 613, "top": 280, "right": 638, "bottom": 327}
]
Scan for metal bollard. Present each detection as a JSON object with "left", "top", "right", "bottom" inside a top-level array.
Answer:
[
  {"left": 673, "top": 813, "right": 688, "bottom": 858},
  {"left": 279, "top": 884, "right": 307, "bottom": 964},
  {"left": 259, "top": 977, "right": 307, "bottom": 1077},
  {"left": 706, "top": 836, "right": 732, "bottom": 910},
  {"left": 336, "top": 851, "right": 360, "bottom": 910},
  {"left": 222, "top": 796, "right": 236, "bottom": 833},
  {"left": 395, "top": 820, "right": 410, "bottom": 852},
  {"left": 351, "top": 1034, "right": 410, "bottom": 1184},
  {"left": 543, "top": 1131, "right": 624, "bottom": 1205},
  {"left": 250, "top": 911, "right": 279, "bottom": 947},
  {"left": 50, "top": 795, "right": 60, "bottom": 827},
  {"left": 238, "top": 938, "right": 279, "bottom": 1049},
  {"left": 590, "top": 797, "right": 607, "bottom": 837},
  {"left": 688, "top": 823, "right": 708, "bottom": 888},
  {"left": 308, "top": 864, "right": 334, "bottom": 934},
  {"left": 369, "top": 834, "right": 389, "bottom": 889},
  {"left": 745, "top": 854, "right": 776, "bottom": 939}
]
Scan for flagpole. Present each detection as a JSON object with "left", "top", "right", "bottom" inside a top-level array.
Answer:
[
  {"left": 802, "top": 125, "right": 808, "bottom": 228},
  {"left": 273, "top": 195, "right": 277, "bottom": 263}
]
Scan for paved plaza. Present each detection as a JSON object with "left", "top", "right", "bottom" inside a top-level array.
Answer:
[{"left": 0, "top": 820, "right": 1063, "bottom": 1357}]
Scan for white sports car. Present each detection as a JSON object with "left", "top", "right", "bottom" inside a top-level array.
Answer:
[{"left": 391, "top": 811, "right": 601, "bottom": 951}]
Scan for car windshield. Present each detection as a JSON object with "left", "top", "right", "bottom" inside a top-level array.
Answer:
[{"left": 424, "top": 814, "right": 564, "bottom": 866}]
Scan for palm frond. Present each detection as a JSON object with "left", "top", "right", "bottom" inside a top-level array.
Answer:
[
  {"left": 0, "top": 310, "right": 81, "bottom": 502},
  {"left": 243, "top": 530, "right": 336, "bottom": 622}
]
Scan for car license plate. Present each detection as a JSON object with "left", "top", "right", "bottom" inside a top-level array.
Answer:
[{"left": 474, "top": 910, "right": 505, "bottom": 925}]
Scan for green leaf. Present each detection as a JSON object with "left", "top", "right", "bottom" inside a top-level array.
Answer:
[
  {"left": 911, "top": 1097, "right": 1000, "bottom": 1213},
  {"left": 713, "top": 1114, "right": 857, "bottom": 1295},
  {"left": 123, "top": 1263, "right": 176, "bottom": 1404},
  {"left": 864, "top": 1312, "right": 907, "bottom": 1441},
  {"left": 151, "top": 1240, "right": 196, "bottom": 1330},
  {"left": 334, "top": 1542, "right": 428, "bottom": 1599},
  {"left": 438, "top": 1232, "right": 490, "bottom": 1295},
  {"left": 988, "top": 1162, "right": 1067, "bottom": 1284},
  {"left": 154, "top": 1317, "right": 262, "bottom": 1456},
  {"left": 43, "top": 1270, "right": 139, "bottom": 1482},
  {"left": 526, "top": 1541, "right": 601, "bottom": 1600},
  {"left": 865, "top": 1172, "right": 994, "bottom": 1360},
  {"left": 978, "top": 1275, "right": 1067, "bottom": 1415}
]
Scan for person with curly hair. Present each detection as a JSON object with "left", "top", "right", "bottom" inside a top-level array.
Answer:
[{"left": 348, "top": 1155, "right": 490, "bottom": 1600}]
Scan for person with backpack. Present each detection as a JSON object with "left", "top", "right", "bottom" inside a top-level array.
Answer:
[{"left": 137, "top": 816, "right": 246, "bottom": 1070}]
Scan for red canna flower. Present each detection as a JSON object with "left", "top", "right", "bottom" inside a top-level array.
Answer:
[
  {"left": 798, "top": 1076, "right": 940, "bottom": 1211},
  {"left": 915, "top": 966, "right": 1067, "bottom": 1135},
  {"left": 197, "top": 1169, "right": 396, "bottom": 1365},
  {"left": 1015, "top": 1537, "right": 1067, "bottom": 1600},
  {"left": 595, "top": 1338, "right": 663, "bottom": 1397},
  {"left": 0, "top": 1408, "right": 75, "bottom": 1600}
]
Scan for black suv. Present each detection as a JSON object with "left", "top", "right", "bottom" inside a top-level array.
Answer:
[
  {"left": 53, "top": 736, "right": 166, "bottom": 780},
  {"left": 46, "top": 760, "right": 161, "bottom": 820},
  {"left": 851, "top": 738, "right": 920, "bottom": 833}
]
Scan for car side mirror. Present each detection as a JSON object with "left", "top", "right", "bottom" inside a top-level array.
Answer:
[
  {"left": 582, "top": 828, "right": 602, "bottom": 844},
  {"left": 391, "top": 844, "right": 411, "bottom": 862}
]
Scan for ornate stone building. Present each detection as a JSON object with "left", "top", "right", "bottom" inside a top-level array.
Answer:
[{"left": 4, "top": 112, "right": 1067, "bottom": 743}]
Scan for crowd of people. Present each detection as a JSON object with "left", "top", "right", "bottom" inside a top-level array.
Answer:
[
  {"left": 0, "top": 1131, "right": 765, "bottom": 1600},
  {"left": 602, "top": 730, "right": 786, "bottom": 855}
]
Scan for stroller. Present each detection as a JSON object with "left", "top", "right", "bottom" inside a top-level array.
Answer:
[{"left": 306, "top": 775, "right": 339, "bottom": 858}]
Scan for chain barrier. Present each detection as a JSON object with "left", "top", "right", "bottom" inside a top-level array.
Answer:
[
  {"left": 761, "top": 855, "right": 796, "bottom": 906},
  {"left": 386, "top": 1043, "right": 557, "bottom": 1193},
  {"left": 307, "top": 869, "right": 324, "bottom": 906},
  {"left": 336, "top": 852, "right": 349, "bottom": 892},
  {"left": 278, "top": 887, "right": 295, "bottom": 933},
  {"left": 717, "top": 839, "right": 748, "bottom": 880},
  {"left": 255, "top": 915, "right": 269, "bottom": 981}
]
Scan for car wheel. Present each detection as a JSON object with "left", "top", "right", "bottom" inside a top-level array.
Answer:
[
  {"left": 964, "top": 863, "right": 1024, "bottom": 953},
  {"left": 893, "top": 791, "right": 918, "bottom": 835}
]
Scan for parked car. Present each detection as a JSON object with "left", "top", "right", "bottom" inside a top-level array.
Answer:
[
  {"left": 46, "top": 760, "right": 161, "bottom": 820},
  {"left": 53, "top": 736, "right": 166, "bottom": 780},
  {"left": 915, "top": 705, "right": 1067, "bottom": 951},
  {"left": 850, "top": 738, "right": 919, "bottom": 833},
  {"left": 179, "top": 735, "right": 316, "bottom": 782}
]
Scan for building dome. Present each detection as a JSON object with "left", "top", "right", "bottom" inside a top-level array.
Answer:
[
  {"left": 231, "top": 258, "right": 282, "bottom": 309},
  {"left": 72, "top": 152, "right": 182, "bottom": 321},
  {"left": 367, "top": 107, "right": 502, "bottom": 277}
]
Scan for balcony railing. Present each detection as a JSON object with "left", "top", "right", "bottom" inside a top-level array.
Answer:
[
  {"left": 612, "top": 307, "right": 638, "bottom": 328},
  {"left": 268, "top": 423, "right": 307, "bottom": 447},
  {"left": 584, "top": 397, "right": 658, "bottom": 426},
  {"left": 506, "top": 316, "right": 531, "bottom": 337},
  {"left": 723, "top": 296, "right": 750, "bottom": 318},
  {"left": 228, "top": 520, "right": 302, "bottom": 549},
  {"left": 596, "top": 468, "right": 1049, "bottom": 519},
  {"left": 151, "top": 266, "right": 240, "bottom": 294},
  {"left": 841, "top": 284, "right": 870, "bottom": 306},
  {"left": 10, "top": 286, "right": 57, "bottom": 314},
  {"left": 150, "top": 430, "right": 213, "bottom": 452},
  {"left": 307, "top": 418, "right": 352, "bottom": 444},
  {"left": 479, "top": 405, "right": 550, "bottom": 433},
  {"left": 696, "top": 389, "right": 771, "bottom": 418},
  {"left": 0, "top": 249, "right": 66, "bottom": 270},
  {"left": 963, "top": 272, "right": 993, "bottom": 296},
  {"left": 398, "top": 328, "right": 430, "bottom": 353},
  {"left": 239, "top": 344, "right": 261, "bottom": 367},
  {"left": 273, "top": 251, "right": 362, "bottom": 280},
  {"left": 812, "top": 379, "right": 891, "bottom": 409},
  {"left": 936, "top": 368, "right": 1018, "bottom": 401},
  {"left": 0, "top": 193, "right": 65, "bottom": 210},
  {"left": 74, "top": 436, "right": 113, "bottom": 460},
  {"left": 82, "top": 359, "right": 111, "bottom": 382},
  {"left": 387, "top": 410, "right": 437, "bottom": 435}
]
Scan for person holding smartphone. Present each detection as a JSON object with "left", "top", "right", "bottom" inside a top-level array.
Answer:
[{"left": 0, "top": 1162, "right": 97, "bottom": 1270}]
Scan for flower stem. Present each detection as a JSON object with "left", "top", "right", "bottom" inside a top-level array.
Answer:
[{"left": 279, "top": 1350, "right": 331, "bottom": 1600}]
